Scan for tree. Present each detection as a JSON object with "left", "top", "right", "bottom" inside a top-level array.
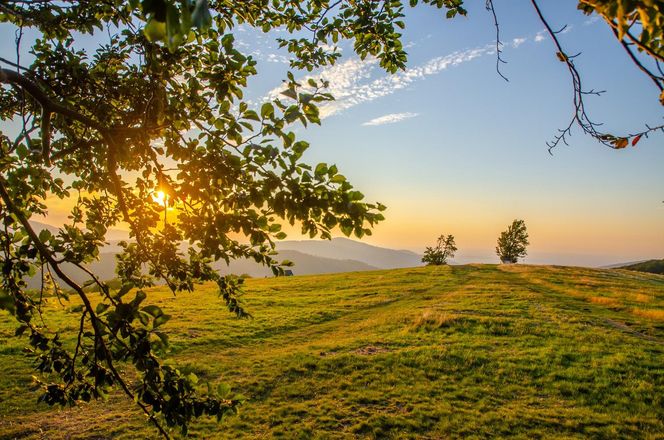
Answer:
[
  {"left": 496, "top": 219, "right": 530, "bottom": 264},
  {"left": 422, "top": 234, "right": 458, "bottom": 266},
  {"left": 0, "top": 0, "right": 662, "bottom": 437}
]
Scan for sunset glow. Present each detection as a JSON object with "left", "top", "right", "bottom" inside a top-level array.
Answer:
[{"left": 152, "top": 190, "right": 168, "bottom": 208}]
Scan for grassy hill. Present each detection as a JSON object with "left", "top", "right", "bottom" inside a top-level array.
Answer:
[
  {"left": 1, "top": 265, "right": 663, "bottom": 439},
  {"left": 619, "top": 259, "right": 664, "bottom": 275}
]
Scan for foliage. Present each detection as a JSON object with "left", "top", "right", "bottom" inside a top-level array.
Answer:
[
  {"left": 1, "top": 266, "right": 663, "bottom": 438},
  {"left": 0, "top": 0, "right": 474, "bottom": 437},
  {"left": 495, "top": 219, "right": 529, "bottom": 264},
  {"left": 422, "top": 234, "right": 457, "bottom": 266},
  {"left": 578, "top": 1, "right": 664, "bottom": 66}
]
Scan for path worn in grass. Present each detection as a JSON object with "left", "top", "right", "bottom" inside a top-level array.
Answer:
[{"left": 1, "top": 265, "right": 663, "bottom": 439}]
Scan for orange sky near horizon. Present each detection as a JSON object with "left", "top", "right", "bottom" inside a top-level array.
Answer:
[{"left": 38, "top": 186, "right": 664, "bottom": 266}]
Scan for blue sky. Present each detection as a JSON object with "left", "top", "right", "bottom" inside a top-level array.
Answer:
[
  {"left": 1, "top": 1, "right": 662, "bottom": 266},
  {"left": 232, "top": 1, "right": 664, "bottom": 265}
]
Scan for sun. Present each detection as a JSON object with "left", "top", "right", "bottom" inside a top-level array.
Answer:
[{"left": 152, "top": 190, "right": 167, "bottom": 207}]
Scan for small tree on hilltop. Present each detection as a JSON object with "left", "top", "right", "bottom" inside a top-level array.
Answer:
[
  {"left": 422, "top": 234, "right": 457, "bottom": 266},
  {"left": 496, "top": 220, "right": 530, "bottom": 264}
]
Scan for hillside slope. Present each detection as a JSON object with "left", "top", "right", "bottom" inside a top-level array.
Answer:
[
  {"left": 618, "top": 259, "right": 664, "bottom": 275},
  {"left": 1, "top": 265, "right": 663, "bottom": 439}
]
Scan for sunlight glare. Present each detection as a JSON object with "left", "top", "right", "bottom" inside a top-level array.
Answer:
[{"left": 153, "top": 190, "right": 167, "bottom": 207}]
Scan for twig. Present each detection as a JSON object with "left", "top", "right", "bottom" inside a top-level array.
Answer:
[{"left": 485, "top": 0, "right": 509, "bottom": 82}]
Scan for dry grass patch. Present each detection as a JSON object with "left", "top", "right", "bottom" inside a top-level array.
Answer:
[
  {"left": 410, "top": 309, "right": 460, "bottom": 331},
  {"left": 635, "top": 293, "right": 654, "bottom": 303},
  {"left": 589, "top": 296, "right": 621, "bottom": 308},
  {"left": 632, "top": 308, "right": 664, "bottom": 321}
]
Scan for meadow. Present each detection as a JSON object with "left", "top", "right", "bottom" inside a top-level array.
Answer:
[{"left": 1, "top": 264, "right": 663, "bottom": 439}]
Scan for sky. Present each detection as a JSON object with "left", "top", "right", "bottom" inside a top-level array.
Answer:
[{"left": 2, "top": 1, "right": 663, "bottom": 266}]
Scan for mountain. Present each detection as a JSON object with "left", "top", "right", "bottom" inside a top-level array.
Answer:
[
  {"left": 25, "top": 248, "right": 380, "bottom": 288},
  {"left": 277, "top": 237, "right": 422, "bottom": 269},
  {"left": 28, "top": 220, "right": 130, "bottom": 242},
  {"left": 22, "top": 223, "right": 419, "bottom": 285},
  {"left": 215, "top": 249, "right": 378, "bottom": 277},
  {"left": 25, "top": 252, "right": 118, "bottom": 290}
]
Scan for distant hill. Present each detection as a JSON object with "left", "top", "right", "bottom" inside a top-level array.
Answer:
[
  {"left": 277, "top": 237, "right": 422, "bottom": 269},
  {"left": 23, "top": 223, "right": 420, "bottom": 284},
  {"left": 602, "top": 260, "right": 650, "bottom": 269},
  {"left": 25, "top": 252, "right": 118, "bottom": 290},
  {"left": 29, "top": 220, "right": 130, "bottom": 242},
  {"left": 616, "top": 259, "right": 664, "bottom": 275},
  {"left": 25, "top": 246, "right": 381, "bottom": 288},
  {"left": 215, "top": 249, "right": 378, "bottom": 277}
]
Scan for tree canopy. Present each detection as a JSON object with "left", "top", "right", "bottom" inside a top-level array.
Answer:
[
  {"left": 422, "top": 234, "right": 457, "bottom": 266},
  {"left": 0, "top": 0, "right": 663, "bottom": 437},
  {"left": 496, "top": 219, "right": 530, "bottom": 264}
]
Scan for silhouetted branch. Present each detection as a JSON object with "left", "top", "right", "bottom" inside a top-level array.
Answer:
[
  {"left": 608, "top": 26, "right": 664, "bottom": 92},
  {"left": 529, "top": 0, "right": 663, "bottom": 152},
  {"left": 485, "top": 0, "right": 508, "bottom": 82}
]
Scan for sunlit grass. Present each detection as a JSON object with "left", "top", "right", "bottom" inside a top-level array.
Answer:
[
  {"left": 632, "top": 308, "right": 664, "bottom": 321},
  {"left": 0, "top": 264, "right": 663, "bottom": 439},
  {"left": 589, "top": 296, "right": 622, "bottom": 307}
]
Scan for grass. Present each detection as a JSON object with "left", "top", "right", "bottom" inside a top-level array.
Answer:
[{"left": 1, "top": 264, "right": 664, "bottom": 439}]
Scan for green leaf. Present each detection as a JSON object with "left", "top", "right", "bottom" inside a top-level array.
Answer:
[
  {"left": 217, "top": 382, "right": 231, "bottom": 398},
  {"left": 116, "top": 283, "right": 134, "bottom": 299},
  {"left": 96, "top": 302, "right": 110, "bottom": 315},
  {"left": 315, "top": 163, "right": 328, "bottom": 176},
  {"left": 191, "top": 0, "right": 212, "bottom": 31},
  {"left": 38, "top": 229, "right": 52, "bottom": 243},
  {"left": 180, "top": 0, "right": 192, "bottom": 33},
  {"left": 166, "top": 4, "right": 184, "bottom": 51},
  {"left": 260, "top": 102, "right": 274, "bottom": 119},
  {"left": 280, "top": 88, "right": 298, "bottom": 100},
  {"left": 243, "top": 110, "right": 260, "bottom": 121},
  {"left": 142, "top": 305, "right": 163, "bottom": 317},
  {"left": 143, "top": 18, "right": 167, "bottom": 42}
]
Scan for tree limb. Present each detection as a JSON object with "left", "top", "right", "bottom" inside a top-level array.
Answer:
[{"left": 0, "top": 178, "right": 172, "bottom": 440}]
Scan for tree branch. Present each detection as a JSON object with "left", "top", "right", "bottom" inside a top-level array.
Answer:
[
  {"left": 0, "top": 68, "right": 165, "bottom": 149},
  {"left": 0, "top": 177, "right": 171, "bottom": 440},
  {"left": 0, "top": 68, "right": 103, "bottom": 130},
  {"left": 485, "top": 0, "right": 508, "bottom": 82},
  {"left": 608, "top": 26, "right": 663, "bottom": 92}
]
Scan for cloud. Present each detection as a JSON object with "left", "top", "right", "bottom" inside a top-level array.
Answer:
[
  {"left": 266, "top": 43, "right": 497, "bottom": 118},
  {"left": 362, "top": 112, "right": 419, "bottom": 126},
  {"left": 584, "top": 15, "right": 600, "bottom": 26},
  {"left": 534, "top": 31, "right": 546, "bottom": 43},
  {"left": 266, "top": 53, "right": 290, "bottom": 64},
  {"left": 512, "top": 37, "right": 526, "bottom": 48}
]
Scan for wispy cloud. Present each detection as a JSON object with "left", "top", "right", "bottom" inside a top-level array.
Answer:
[
  {"left": 267, "top": 43, "right": 497, "bottom": 118},
  {"left": 266, "top": 53, "right": 290, "bottom": 64},
  {"left": 584, "top": 15, "right": 600, "bottom": 26},
  {"left": 512, "top": 37, "right": 527, "bottom": 48},
  {"left": 534, "top": 30, "right": 546, "bottom": 43},
  {"left": 362, "top": 112, "right": 419, "bottom": 126}
]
